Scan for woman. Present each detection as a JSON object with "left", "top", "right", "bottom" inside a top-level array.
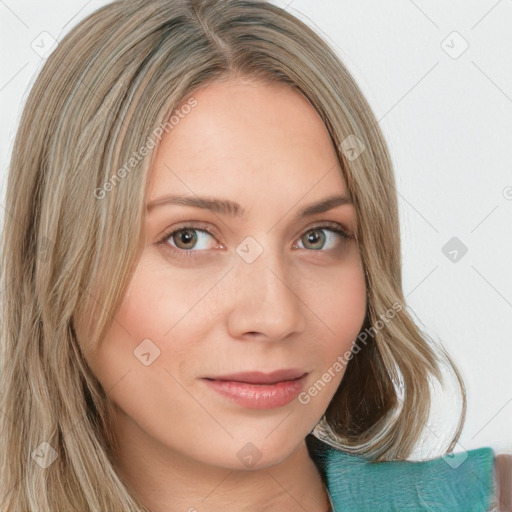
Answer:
[{"left": 0, "top": 0, "right": 509, "bottom": 510}]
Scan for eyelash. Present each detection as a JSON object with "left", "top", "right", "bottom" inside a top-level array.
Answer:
[{"left": 156, "top": 221, "right": 351, "bottom": 260}]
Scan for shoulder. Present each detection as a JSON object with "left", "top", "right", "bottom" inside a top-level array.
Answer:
[{"left": 308, "top": 436, "right": 508, "bottom": 511}]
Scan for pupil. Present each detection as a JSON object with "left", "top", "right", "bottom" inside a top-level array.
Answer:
[{"left": 178, "top": 229, "right": 196, "bottom": 248}]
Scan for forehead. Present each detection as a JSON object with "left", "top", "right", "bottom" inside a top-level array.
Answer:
[{"left": 147, "top": 77, "right": 350, "bottom": 212}]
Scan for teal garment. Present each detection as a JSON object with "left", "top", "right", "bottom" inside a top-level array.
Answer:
[{"left": 307, "top": 435, "right": 496, "bottom": 512}]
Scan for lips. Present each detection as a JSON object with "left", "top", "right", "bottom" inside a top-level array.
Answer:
[
  {"left": 202, "top": 370, "right": 309, "bottom": 409},
  {"left": 204, "top": 369, "right": 307, "bottom": 385}
]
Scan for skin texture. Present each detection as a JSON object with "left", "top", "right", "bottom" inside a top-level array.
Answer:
[
  {"left": 81, "top": 77, "right": 367, "bottom": 512},
  {"left": 495, "top": 454, "right": 512, "bottom": 511}
]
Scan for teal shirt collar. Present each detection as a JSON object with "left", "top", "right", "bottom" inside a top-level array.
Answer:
[{"left": 307, "top": 434, "right": 496, "bottom": 511}]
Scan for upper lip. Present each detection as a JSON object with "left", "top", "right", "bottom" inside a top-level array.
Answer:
[{"left": 205, "top": 369, "right": 307, "bottom": 385}]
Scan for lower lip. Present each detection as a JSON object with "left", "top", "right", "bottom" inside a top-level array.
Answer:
[{"left": 202, "top": 375, "right": 307, "bottom": 409}]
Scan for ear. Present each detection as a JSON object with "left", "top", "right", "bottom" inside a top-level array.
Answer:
[{"left": 495, "top": 454, "right": 512, "bottom": 512}]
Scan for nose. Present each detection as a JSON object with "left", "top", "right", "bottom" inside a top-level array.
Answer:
[{"left": 225, "top": 243, "right": 307, "bottom": 341}]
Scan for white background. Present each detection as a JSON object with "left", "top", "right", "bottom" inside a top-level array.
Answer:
[{"left": 1, "top": 0, "right": 511, "bottom": 458}]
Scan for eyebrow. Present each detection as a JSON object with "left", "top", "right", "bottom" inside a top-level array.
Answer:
[{"left": 146, "top": 193, "right": 353, "bottom": 221}]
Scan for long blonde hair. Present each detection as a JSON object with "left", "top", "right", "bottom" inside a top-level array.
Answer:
[{"left": 0, "top": 0, "right": 466, "bottom": 510}]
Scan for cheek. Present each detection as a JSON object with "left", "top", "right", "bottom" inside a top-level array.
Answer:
[
  {"left": 305, "top": 255, "right": 367, "bottom": 395},
  {"left": 85, "top": 256, "right": 214, "bottom": 392},
  {"left": 313, "top": 253, "right": 367, "bottom": 343}
]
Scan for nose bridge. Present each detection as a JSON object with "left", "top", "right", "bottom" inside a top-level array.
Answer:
[
  {"left": 227, "top": 235, "right": 306, "bottom": 338},
  {"left": 241, "top": 242, "right": 286, "bottom": 300}
]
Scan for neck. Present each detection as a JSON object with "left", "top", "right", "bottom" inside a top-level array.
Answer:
[{"left": 111, "top": 409, "right": 332, "bottom": 512}]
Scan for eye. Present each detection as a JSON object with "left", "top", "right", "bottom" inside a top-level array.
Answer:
[
  {"left": 157, "top": 223, "right": 217, "bottom": 258},
  {"left": 295, "top": 223, "right": 350, "bottom": 251},
  {"left": 156, "top": 221, "right": 351, "bottom": 260}
]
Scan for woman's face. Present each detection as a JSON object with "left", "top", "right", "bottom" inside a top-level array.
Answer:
[{"left": 83, "top": 77, "right": 367, "bottom": 470}]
